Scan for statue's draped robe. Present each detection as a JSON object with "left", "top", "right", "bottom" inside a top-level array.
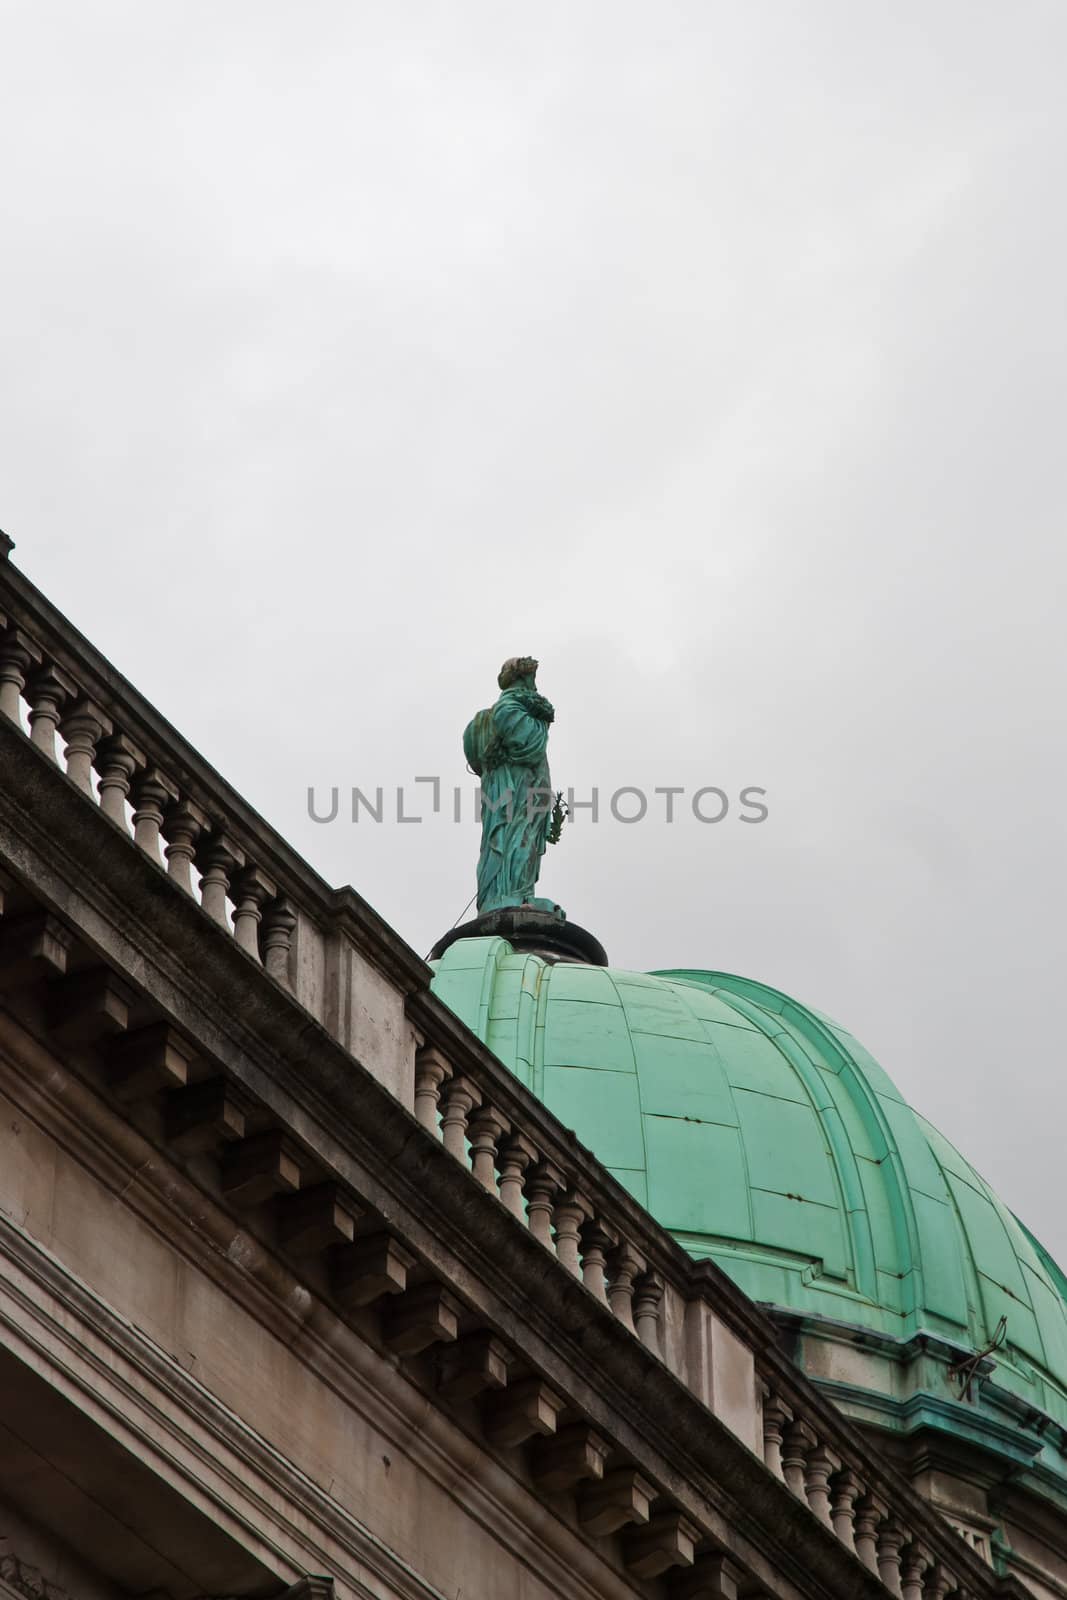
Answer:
[{"left": 464, "top": 688, "right": 553, "bottom": 912}]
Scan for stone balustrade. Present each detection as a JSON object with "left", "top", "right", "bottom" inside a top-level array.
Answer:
[
  {"left": 0, "top": 546, "right": 1022, "bottom": 1600},
  {"left": 0, "top": 592, "right": 299, "bottom": 982},
  {"left": 0, "top": 560, "right": 428, "bottom": 1107},
  {"left": 405, "top": 1029, "right": 992, "bottom": 1600},
  {"left": 755, "top": 1386, "right": 981, "bottom": 1599},
  {"left": 412, "top": 1046, "right": 669, "bottom": 1361}
]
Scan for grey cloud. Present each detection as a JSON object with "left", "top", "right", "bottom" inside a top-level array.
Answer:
[{"left": 2, "top": 0, "right": 1065, "bottom": 1254}]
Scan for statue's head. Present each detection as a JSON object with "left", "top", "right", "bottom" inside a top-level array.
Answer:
[{"left": 498, "top": 655, "right": 538, "bottom": 690}]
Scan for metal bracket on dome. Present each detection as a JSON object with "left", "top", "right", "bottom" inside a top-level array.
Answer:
[{"left": 948, "top": 1314, "right": 1008, "bottom": 1401}]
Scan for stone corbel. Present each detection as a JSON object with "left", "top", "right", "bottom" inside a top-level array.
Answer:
[
  {"left": 674, "top": 1551, "right": 748, "bottom": 1599},
  {"left": 578, "top": 1466, "right": 655, "bottom": 1536},
  {"left": 531, "top": 1422, "right": 610, "bottom": 1492},
  {"left": 0, "top": 909, "right": 73, "bottom": 990},
  {"left": 49, "top": 965, "right": 135, "bottom": 1045},
  {"left": 166, "top": 1077, "right": 248, "bottom": 1154},
  {"left": 222, "top": 1130, "right": 302, "bottom": 1207},
  {"left": 279, "top": 1579, "right": 334, "bottom": 1600},
  {"left": 623, "top": 1509, "right": 700, "bottom": 1579},
  {"left": 437, "top": 1330, "right": 513, "bottom": 1400},
  {"left": 278, "top": 1182, "right": 360, "bottom": 1254},
  {"left": 383, "top": 1282, "right": 461, "bottom": 1355},
  {"left": 107, "top": 1020, "right": 195, "bottom": 1101},
  {"left": 332, "top": 1231, "right": 415, "bottom": 1307},
  {"left": 483, "top": 1376, "right": 564, "bottom": 1447}
]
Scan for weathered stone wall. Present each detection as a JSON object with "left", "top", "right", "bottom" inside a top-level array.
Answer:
[{"left": 0, "top": 1019, "right": 642, "bottom": 1600}]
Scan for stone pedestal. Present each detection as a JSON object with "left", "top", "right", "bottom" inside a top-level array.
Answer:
[{"left": 429, "top": 904, "right": 608, "bottom": 966}]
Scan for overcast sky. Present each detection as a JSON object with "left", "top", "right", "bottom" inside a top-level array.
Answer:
[{"left": 3, "top": 3, "right": 1066, "bottom": 1259}]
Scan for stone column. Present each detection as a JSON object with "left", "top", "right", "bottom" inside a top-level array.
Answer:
[
  {"left": 94, "top": 732, "right": 145, "bottom": 827},
  {"left": 633, "top": 1270, "right": 664, "bottom": 1355},
  {"left": 197, "top": 833, "right": 243, "bottom": 926},
  {"left": 497, "top": 1132, "right": 537, "bottom": 1220},
  {"left": 413, "top": 1046, "right": 452, "bottom": 1135},
  {"left": 877, "top": 1517, "right": 907, "bottom": 1597},
  {"left": 525, "top": 1160, "right": 564, "bottom": 1253},
  {"left": 553, "top": 1190, "right": 591, "bottom": 1276},
  {"left": 467, "top": 1104, "right": 510, "bottom": 1193},
  {"left": 829, "top": 1468, "right": 862, "bottom": 1551},
  {"left": 131, "top": 768, "right": 178, "bottom": 863},
  {"left": 580, "top": 1217, "right": 618, "bottom": 1304},
  {"left": 760, "top": 1388, "right": 792, "bottom": 1481},
  {"left": 781, "top": 1419, "right": 816, "bottom": 1500},
  {"left": 607, "top": 1241, "right": 644, "bottom": 1332},
  {"left": 59, "top": 699, "right": 112, "bottom": 793},
  {"left": 901, "top": 1544, "right": 931, "bottom": 1600},
  {"left": 853, "top": 1494, "right": 887, "bottom": 1576},
  {"left": 440, "top": 1075, "right": 481, "bottom": 1165},
  {"left": 26, "top": 664, "right": 74, "bottom": 762},
  {"left": 803, "top": 1443, "right": 840, "bottom": 1529},
  {"left": 262, "top": 898, "right": 297, "bottom": 986},
  {"left": 0, "top": 626, "right": 39, "bottom": 722},
  {"left": 231, "top": 866, "right": 275, "bottom": 960},
  {"left": 162, "top": 797, "right": 208, "bottom": 894}
]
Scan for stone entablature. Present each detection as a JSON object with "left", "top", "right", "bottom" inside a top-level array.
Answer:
[{"left": 0, "top": 546, "right": 1038, "bottom": 1600}]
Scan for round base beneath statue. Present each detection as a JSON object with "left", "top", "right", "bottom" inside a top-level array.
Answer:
[{"left": 429, "top": 905, "right": 608, "bottom": 967}]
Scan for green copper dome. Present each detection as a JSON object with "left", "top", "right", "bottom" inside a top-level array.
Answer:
[{"left": 431, "top": 936, "right": 1067, "bottom": 1456}]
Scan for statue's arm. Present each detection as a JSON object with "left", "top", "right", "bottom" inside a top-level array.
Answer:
[
  {"left": 492, "top": 698, "right": 549, "bottom": 765},
  {"left": 462, "top": 715, "right": 484, "bottom": 776}
]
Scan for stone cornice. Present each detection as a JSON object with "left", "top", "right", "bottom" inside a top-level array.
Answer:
[{"left": 816, "top": 1379, "right": 1045, "bottom": 1465}]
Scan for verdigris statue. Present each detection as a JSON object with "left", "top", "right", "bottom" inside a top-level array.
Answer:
[{"left": 464, "top": 656, "right": 557, "bottom": 913}]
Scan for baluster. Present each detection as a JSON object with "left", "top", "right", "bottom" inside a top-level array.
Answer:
[
  {"left": 26, "top": 664, "right": 75, "bottom": 762},
  {"left": 877, "top": 1518, "right": 907, "bottom": 1598},
  {"left": 580, "top": 1217, "right": 618, "bottom": 1304},
  {"left": 0, "top": 627, "right": 39, "bottom": 722},
  {"left": 94, "top": 733, "right": 145, "bottom": 827},
  {"left": 497, "top": 1132, "right": 537, "bottom": 1219},
  {"left": 760, "top": 1387, "right": 792, "bottom": 1481},
  {"left": 414, "top": 1045, "right": 452, "bottom": 1134},
  {"left": 829, "top": 1468, "right": 861, "bottom": 1551},
  {"left": 440, "top": 1075, "right": 481, "bottom": 1164},
  {"left": 525, "top": 1160, "right": 564, "bottom": 1252},
  {"left": 231, "top": 866, "right": 275, "bottom": 960},
  {"left": 634, "top": 1270, "right": 664, "bottom": 1355},
  {"left": 162, "top": 798, "right": 208, "bottom": 894},
  {"left": 901, "top": 1545, "right": 931, "bottom": 1600},
  {"left": 853, "top": 1494, "right": 887, "bottom": 1576},
  {"left": 922, "top": 1564, "right": 954, "bottom": 1600},
  {"left": 467, "top": 1104, "right": 510, "bottom": 1192},
  {"left": 131, "top": 768, "right": 178, "bottom": 863},
  {"left": 58, "top": 699, "right": 112, "bottom": 795},
  {"left": 781, "top": 1419, "right": 817, "bottom": 1500},
  {"left": 261, "top": 897, "right": 297, "bottom": 986},
  {"left": 803, "top": 1443, "right": 840, "bottom": 1529},
  {"left": 197, "top": 833, "right": 244, "bottom": 926},
  {"left": 553, "top": 1189, "right": 590, "bottom": 1276},
  {"left": 607, "top": 1240, "right": 643, "bottom": 1331}
]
